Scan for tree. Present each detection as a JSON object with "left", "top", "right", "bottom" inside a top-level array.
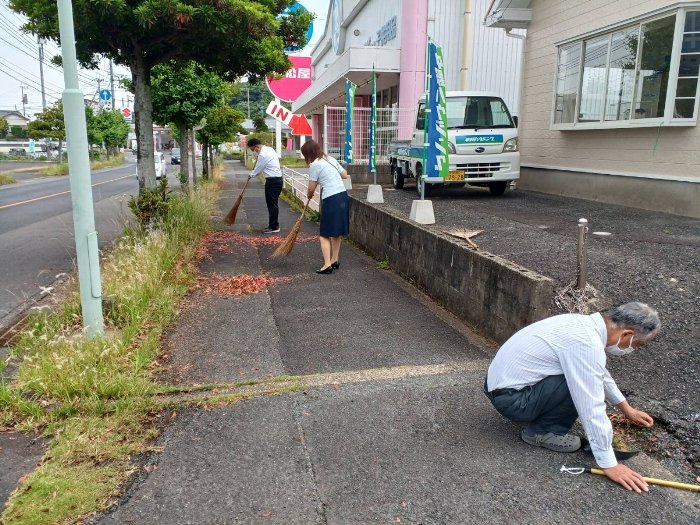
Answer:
[
  {"left": 11, "top": 0, "right": 312, "bottom": 193},
  {"left": 93, "top": 110, "right": 130, "bottom": 156},
  {"left": 151, "top": 61, "right": 227, "bottom": 184},
  {"left": 26, "top": 102, "right": 97, "bottom": 162},
  {"left": 197, "top": 105, "right": 245, "bottom": 178},
  {"left": 253, "top": 115, "right": 269, "bottom": 132},
  {"left": 0, "top": 117, "right": 8, "bottom": 138},
  {"left": 230, "top": 80, "right": 274, "bottom": 121},
  {"left": 10, "top": 126, "right": 27, "bottom": 139}
]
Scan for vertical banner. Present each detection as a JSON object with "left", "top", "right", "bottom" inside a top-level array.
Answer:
[
  {"left": 344, "top": 80, "right": 356, "bottom": 164},
  {"left": 368, "top": 67, "right": 377, "bottom": 179},
  {"left": 425, "top": 40, "right": 449, "bottom": 180}
]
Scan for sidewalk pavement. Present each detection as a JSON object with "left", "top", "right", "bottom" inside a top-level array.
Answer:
[{"left": 97, "top": 163, "right": 700, "bottom": 524}]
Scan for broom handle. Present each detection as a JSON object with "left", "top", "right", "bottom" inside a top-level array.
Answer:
[
  {"left": 589, "top": 468, "right": 700, "bottom": 492},
  {"left": 301, "top": 197, "right": 311, "bottom": 217}
]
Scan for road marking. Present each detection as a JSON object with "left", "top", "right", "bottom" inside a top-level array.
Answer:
[{"left": 0, "top": 173, "right": 134, "bottom": 210}]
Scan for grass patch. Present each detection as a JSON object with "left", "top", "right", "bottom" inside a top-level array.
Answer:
[
  {"left": 0, "top": 171, "right": 16, "bottom": 185},
  {"left": 376, "top": 254, "right": 390, "bottom": 270},
  {"left": 40, "top": 154, "right": 125, "bottom": 177},
  {"left": 281, "top": 189, "right": 319, "bottom": 222},
  {"left": 280, "top": 156, "right": 307, "bottom": 168},
  {"left": 0, "top": 180, "right": 219, "bottom": 524}
]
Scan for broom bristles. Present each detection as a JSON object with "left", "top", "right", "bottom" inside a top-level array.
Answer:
[
  {"left": 224, "top": 193, "right": 243, "bottom": 225},
  {"left": 271, "top": 217, "right": 303, "bottom": 257},
  {"left": 224, "top": 178, "right": 250, "bottom": 225}
]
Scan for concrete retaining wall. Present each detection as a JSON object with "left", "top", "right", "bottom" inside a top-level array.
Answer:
[
  {"left": 349, "top": 197, "right": 556, "bottom": 343},
  {"left": 347, "top": 164, "right": 391, "bottom": 185}
]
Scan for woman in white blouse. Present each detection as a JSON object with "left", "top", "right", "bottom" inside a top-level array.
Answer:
[{"left": 301, "top": 140, "right": 350, "bottom": 274}]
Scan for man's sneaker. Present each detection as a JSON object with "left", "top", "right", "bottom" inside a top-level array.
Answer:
[
  {"left": 263, "top": 227, "right": 280, "bottom": 234},
  {"left": 520, "top": 429, "right": 581, "bottom": 453}
]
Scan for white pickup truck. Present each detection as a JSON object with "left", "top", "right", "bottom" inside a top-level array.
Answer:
[{"left": 388, "top": 91, "right": 520, "bottom": 196}]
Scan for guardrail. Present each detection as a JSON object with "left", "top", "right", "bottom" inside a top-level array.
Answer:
[{"left": 282, "top": 167, "right": 320, "bottom": 212}]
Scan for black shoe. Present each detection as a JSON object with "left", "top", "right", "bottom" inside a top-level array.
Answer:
[
  {"left": 331, "top": 261, "right": 340, "bottom": 269},
  {"left": 263, "top": 227, "right": 281, "bottom": 234},
  {"left": 315, "top": 266, "right": 334, "bottom": 274}
]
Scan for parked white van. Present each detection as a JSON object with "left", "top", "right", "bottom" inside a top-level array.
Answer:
[{"left": 136, "top": 151, "right": 168, "bottom": 180}]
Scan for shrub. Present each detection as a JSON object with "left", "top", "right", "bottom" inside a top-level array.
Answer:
[{"left": 128, "top": 179, "right": 172, "bottom": 228}]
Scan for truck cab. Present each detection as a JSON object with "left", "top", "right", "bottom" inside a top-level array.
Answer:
[{"left": 389, "top": 91, "right": 520, "bottom": 196}]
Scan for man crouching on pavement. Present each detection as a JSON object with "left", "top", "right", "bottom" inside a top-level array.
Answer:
[{"left": 485, "top": 302, "right": 659, "bottom": 493}]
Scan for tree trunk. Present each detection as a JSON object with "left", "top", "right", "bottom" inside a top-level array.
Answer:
[
  {"left": 132, "top": 53, "right": 156, "bottom": 193},
  {"left": 191, "top": 128, "right": 197, "bottom": 185},
  {"left": 179, "top": 122, "right": 190, "bottom": 185},
  {"left": 202, "top": 141, "right": 209, "bottom": 180}
]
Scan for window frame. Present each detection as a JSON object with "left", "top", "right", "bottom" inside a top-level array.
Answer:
[{"left": 550, "top": 6, "right": 700, "bottom": 130}]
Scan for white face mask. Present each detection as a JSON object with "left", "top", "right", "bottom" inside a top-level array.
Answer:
[{"left": 605, "top": 335, "right": 634, "bottom": 357}]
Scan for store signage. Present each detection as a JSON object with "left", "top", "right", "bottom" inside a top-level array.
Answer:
[
  {"left": 364, "top": 16, "right": 398, "bottom": 47},
  {"left": 456, "top": 135, "right": 504, "bottom": 144},
  {"left": 265, "top": 56, "right": 313, "bottom": 103},
  {"left": 265, "top": 100, "right": 313, "bottom": 136},
  {"left": 331, "top": 0, "right": 345, "bottom": 55}
]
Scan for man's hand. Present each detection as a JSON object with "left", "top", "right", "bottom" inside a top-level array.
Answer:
[
  {"left": 618, "top": 401, "right": 654, "bottom": 427},
  {"left": 603, "top": 464, "right": 649, "bottom": 492}
]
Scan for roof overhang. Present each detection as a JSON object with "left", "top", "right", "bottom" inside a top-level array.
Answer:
[
  {"left": 484, "top": 0, "right": 532, "bottom": 29},
  {"left": 292, "top": 46, "right": 401, "bottom": 114}
]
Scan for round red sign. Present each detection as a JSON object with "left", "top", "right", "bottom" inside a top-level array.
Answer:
[{"left": 265, "top": 56, "right": 313, "bottom": 103}]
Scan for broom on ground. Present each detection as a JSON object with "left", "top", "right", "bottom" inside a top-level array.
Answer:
[
  {"left": 271, "top": 197, "right": 312, "bottom": 258},
  {"left": 223, "top": 177, "right": 251, "bottom": 225}
]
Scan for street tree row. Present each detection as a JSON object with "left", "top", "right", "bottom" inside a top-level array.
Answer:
[{"left": 10, "top": 0, "right": 312, "bottom": 194}]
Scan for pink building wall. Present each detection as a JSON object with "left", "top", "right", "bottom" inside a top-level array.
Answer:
[{"left": 398, "top": 0, "right": 428, "bottom": 140}]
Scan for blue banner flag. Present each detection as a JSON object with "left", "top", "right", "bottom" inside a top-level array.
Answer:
[
  {"left": 425, "top": 40, "right": 449, "bottom": 180},
  {"left": 368, "top": 67, "right": 376, "bottom": 175},
  {"left": 344, "top": 80, "right": 356, "bottom": 164}
]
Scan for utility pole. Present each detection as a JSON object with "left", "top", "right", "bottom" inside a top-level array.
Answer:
[
  {"left": 20, "top": 86, "right": 28, "bottom": 117},
  {"left": 109, "top": 60, "right": 115, "bottom": 111},
  {"left": 96, "top": 76, "right": 102, "bottom": 111},
  {"left": 38, "top": 37, "right": 47, "bottom": 110},
  {"left": 57, "top": 0, "right": 104, "bottom": 337}
]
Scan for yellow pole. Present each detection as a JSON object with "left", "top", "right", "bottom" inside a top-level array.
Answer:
[{"left": 589, "top": 468, "right": 700, "bottom": 492}]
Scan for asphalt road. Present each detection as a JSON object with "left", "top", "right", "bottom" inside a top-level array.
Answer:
[{"left": 0, "top": 160, "right": 143, "bottom": 328}]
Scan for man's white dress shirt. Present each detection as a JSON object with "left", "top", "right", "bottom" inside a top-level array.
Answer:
[
  {"left": 250, "top": 145, "right": 281, "bottom": 178},
  {"left": 487, "top": 312, "right": 625, "bottom": 468}
]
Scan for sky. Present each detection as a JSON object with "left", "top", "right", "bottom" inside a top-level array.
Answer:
[{"left": 0, "top": 0, "right": 329, "bottom": 119}]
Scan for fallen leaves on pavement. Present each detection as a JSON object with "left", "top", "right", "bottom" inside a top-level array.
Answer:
[
  {"left": 196, "top": 231, "right": 317, "bottom": 261},
  {"left": 196, "top": 273, "right": 292, "bottom": 296}
]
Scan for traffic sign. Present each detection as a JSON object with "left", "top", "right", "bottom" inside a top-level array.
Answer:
[
  {"left": 99, "top": 89, "right": 112, "bottom": 101},
  {"left": 265, "top": 56, "right": 312, "bottom": 103}
]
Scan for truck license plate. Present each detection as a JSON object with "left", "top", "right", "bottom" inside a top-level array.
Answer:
[{"left": 447, "top": 170, "right": 464, "bottom": 181}]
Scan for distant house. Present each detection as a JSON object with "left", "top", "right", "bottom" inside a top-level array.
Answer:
[
  {"left": 486, "top": 1, "right": 700, "bottom": 218},
  {"left": 0, "top": 110, "right": 31, "bottom": 129}
]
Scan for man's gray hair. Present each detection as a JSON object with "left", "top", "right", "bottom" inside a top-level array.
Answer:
[{"left": 605, "top": 302, "right": 660, "bottom": 339}]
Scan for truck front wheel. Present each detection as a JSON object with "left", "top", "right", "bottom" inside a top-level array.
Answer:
[
  {"left": 488, "top": 181, "right": 508, "bottom": 196},
  {"left": 392, "top": 164, "right": 405, "bottom": 189}
]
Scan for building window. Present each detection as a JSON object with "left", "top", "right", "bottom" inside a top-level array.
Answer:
[{"left": 552, "top": 8, "right": 700, "bottom": 128}]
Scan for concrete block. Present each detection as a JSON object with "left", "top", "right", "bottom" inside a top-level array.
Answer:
[
  {"left": 366, "top": 184, "right": 384, "bottom": 203},
  {"left": 409, "top": 200, "right": 435, "bottom": 225}
]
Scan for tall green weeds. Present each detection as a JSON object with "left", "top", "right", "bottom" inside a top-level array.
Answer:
[{"left": 0, "top": 181, "right": 218, "bottom": 524}]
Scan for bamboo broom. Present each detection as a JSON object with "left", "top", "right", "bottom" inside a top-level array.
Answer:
[
  {"left": 271, "top": 197, "right": 312, "bottom": 258},
  {"left": 223, "top": 177, "right": 251, "bottom": 225}
]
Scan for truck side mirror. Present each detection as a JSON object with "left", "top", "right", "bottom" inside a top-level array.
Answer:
[{"left": 513, "top": 116, "right": 519, "bottom": 128}]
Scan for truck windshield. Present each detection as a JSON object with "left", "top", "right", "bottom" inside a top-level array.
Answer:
[{"left": 446, "top": 97, "right": 514, "bottom": 129}]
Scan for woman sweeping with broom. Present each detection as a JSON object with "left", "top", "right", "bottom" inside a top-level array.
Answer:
[{"left": 301, "top": 140, "right": 350, "bottom": 274}]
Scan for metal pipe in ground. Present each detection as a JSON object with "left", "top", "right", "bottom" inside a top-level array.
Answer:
[{"left": 576, "top": 218, "right": 589, "bottom": 290}]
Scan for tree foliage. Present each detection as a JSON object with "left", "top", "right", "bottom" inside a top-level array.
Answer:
[
  {"left": 197, "top": 105, "right": 245, "bottom": 147},
  {"left": 93, "top": 110, "right": 130, "bottom": 153},
  {"left": 151, "top": 62, "right": 227, "bottom": 129},
  {"left": 0, "top": 117, "right": 8, "bottom": 138},
  {"left": 10, "top": 0, "right": 312, "bottom": 190},
  {"left": 230, "top": 81, "right": 274, "bottom": 123},
  {"left": 253, "top": 115, "right": 269, "bottom": 132}
]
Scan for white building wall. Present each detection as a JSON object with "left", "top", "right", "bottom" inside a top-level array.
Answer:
[
  {"left": 521, "top": 0, "right": 700, "bottom": 180},
  {"left": 469, "top": 0, "right": 525, "bottom": 114},
  {"left": 428, "top": 0, "right": 463, "bottom": 90}
]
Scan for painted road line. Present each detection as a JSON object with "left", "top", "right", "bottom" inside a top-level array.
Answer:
[{"left": 0, "top": 173, "right": 135, "bottom": 210}]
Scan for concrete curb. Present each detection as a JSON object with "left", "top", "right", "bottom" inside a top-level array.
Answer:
[{"left": 349, "top": 196, "right": 556, "bottom": 343}]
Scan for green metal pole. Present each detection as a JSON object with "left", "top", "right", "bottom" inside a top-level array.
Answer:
[{"left": 57, "top": 0, "right": 104, "bottom": 337}]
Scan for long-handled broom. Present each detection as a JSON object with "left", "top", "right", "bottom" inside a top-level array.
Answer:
[
  {"left": 271, "top": 197, "right": 312, "bottom": 258},
  {"left": 560, "top": 465, "right": 700, "bottom": 492},
  {"left": 223, "top": 177, "right": 251, "bottom": 225}
]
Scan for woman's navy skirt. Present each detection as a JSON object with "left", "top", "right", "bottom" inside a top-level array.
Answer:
[{"left": 319, "top": 191, "right": 350, "bottom": 237}]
